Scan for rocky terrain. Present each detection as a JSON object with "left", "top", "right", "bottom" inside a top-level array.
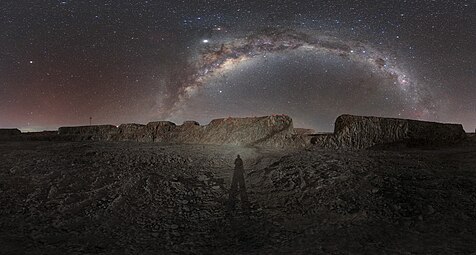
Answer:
[
  {"left": 248, "top": 146, "right": 476, "bottom": 254},
  {"left": 1, "top": 114, "right": 475, "bottom": 254},
  {"left": 1, "top": 138, "right": 476, "bottom": 254}
]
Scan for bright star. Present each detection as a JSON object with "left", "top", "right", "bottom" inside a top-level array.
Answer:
[{"left": 202, "top": 39, "right": 210, "bottom": 43}]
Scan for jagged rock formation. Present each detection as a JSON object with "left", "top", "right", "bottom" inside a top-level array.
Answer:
[
  {"left": 54, "top": 115, "right": 299, "bottom": 147},
  {"left": 168, "top": 116, "right": 296, "bottom": 147},
  {"left": 312, "top": 114, "right": 467, "bottom": 149}
]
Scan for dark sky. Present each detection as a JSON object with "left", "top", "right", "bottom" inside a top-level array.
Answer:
[{"left": 0, "top": 0, "right": 475, "bottom": 132}]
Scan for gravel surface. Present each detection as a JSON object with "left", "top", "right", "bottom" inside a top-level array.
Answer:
[{"left": 1, "top": 141, "right": 475, "bottom": 254}]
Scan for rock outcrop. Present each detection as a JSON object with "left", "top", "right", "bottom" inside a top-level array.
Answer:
[
  {"left": 0, "top": 129, "right": 22, "bottom": 141},
  {"left": 58, "top": 125, "right": 118, "bottom": 141},
  {"left": 312, "top": 114, "right": 467, "bottom": 149},
  {"left": 22, "top": 131, "right": 59, "bottom": 141},
  {"left": 309, "top": 133, "right": 338, "bottom": 148},
  {"left": 170, "top": 115, "right": 295, "bottom": 146},
  {"left": 0, "top": 129, "right": 21, "bottom": 136},
  {"left": 4, "top": 114, "right": 468, "bottom": 149},
  {"left": 146, "top": 121, "right": 177, "bottom": 143},
  {"left": 53, "top": 115, "right": 299, "bottom": 147},
  {"left": 115, "top": 124, "right": 150, "bottom": 142}
]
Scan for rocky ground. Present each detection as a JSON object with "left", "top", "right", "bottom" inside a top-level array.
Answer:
[{"left": 1, "top": 140, "right": 476, "bottom": 254}]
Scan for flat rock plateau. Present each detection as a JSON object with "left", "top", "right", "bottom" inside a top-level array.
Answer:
[{"left": 0, "top": 115, "right": 475, "bottom": 254}]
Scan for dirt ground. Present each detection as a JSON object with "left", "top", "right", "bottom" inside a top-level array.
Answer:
[{"left": 0, "top": 140, "right": 475, "bottom": 254}]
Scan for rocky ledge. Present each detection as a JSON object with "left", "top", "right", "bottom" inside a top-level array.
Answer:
[
  {"left": 55, "top": 115, "right": 301, "bottom": 147},
  {"left": 1, "top": 115, "right": 469, "bottom": 149},
  {"left": 311, "top": 114, "right": 467, "bottom": 149},
  {"left": 0, "top": 129, "right": 22, "bottom": 141}
]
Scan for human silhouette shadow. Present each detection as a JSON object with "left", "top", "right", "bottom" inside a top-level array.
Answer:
[{"left": 227, "top": 155, "right": 250, "bottom": 211}]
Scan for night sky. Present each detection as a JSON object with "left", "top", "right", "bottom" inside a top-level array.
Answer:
[{"left": 1, "top": 1, "right": 475, "bottom": 132}]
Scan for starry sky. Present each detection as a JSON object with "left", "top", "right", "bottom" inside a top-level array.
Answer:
[{"left": 0, "top": 0, "right": 475, "bottom": 132}]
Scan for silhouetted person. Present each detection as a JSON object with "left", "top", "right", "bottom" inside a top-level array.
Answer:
[{"left": 228, "top": 155, "right": 249, "bottom": 210}]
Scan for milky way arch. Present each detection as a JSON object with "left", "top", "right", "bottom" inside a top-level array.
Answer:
[{"left": 162, "top": 28, "right": 434, "bottom": 119}]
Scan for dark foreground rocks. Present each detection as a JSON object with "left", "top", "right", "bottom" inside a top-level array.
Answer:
[
  {"left": 1, "top": 141, "right": 476, "bottom": 254},
  {"left": 0, "top": 141, "right": 291, "bottom": 254},
  {"left": 248, "top": 146, "right": 476, "bottom": 254}
]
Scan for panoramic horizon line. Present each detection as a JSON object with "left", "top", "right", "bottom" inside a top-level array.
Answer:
[{"left": 4, "top": 113, "right": 470, "bottom": 133}]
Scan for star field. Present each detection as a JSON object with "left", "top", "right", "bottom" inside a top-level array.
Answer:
[{"left": 0, "top": 0, "right": 474, "bottom": 131}]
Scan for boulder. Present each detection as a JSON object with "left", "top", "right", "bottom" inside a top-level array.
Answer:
[{"left": 313, "top": 114, "right": 467, "bottom": 149}]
